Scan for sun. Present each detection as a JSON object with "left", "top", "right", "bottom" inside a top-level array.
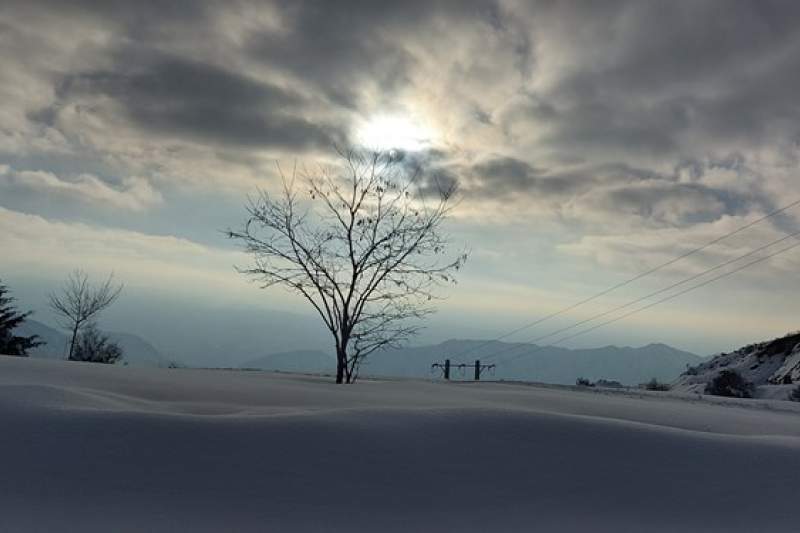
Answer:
[{"left": 356, "top": 114, "right": 436, "bottom": 152}]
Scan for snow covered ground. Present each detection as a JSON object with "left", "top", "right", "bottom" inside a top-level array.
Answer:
[{"left": 1, "top": 357, "right": 799, "bottom": 532}]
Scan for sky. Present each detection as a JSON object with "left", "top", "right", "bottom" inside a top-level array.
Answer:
[{"left": 2, "top": 0, "right": 800, "bottom": 357}]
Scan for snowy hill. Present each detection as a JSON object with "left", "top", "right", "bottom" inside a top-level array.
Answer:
[
  {"left": 16, "top": 319, "right": 172, "bottom": 367},
  {"left": 674, "top": 331, "right": 800, "bottom": 398},
  {"left": 1, "top": 356, "right": 799, "bottom": 532}
]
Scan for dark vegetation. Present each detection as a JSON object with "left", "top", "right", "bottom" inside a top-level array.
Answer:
[
  {"left": 789, "top": 385, "right": 800, "bottom": 402},
  {"left": 756, "top": 331, "right": 800, "bottom": 358},
  {"left": 2, "top": 275, "right": 125, "bottom": 364},
  {"left": 596, "top": 379, "right": 623, "bottom": 388},
  {"left": 705, "top": 369, "right": 754, "bottom": 398},
  {"left": 644, "top": 378, "right": 671, "bottom": 391},
  {"left": 71, "top": 323, "right": 123, "bottom": 364},
  {"left": 0, "top": 281, "right": 41, "bottom": 356}
]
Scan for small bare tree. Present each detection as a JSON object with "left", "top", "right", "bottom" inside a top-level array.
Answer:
[
  {"left": 228, "top": 149, "right": 467, "bottom": 383},
  {"left": 48, "top": 270, "right": 123, "bottom": 361}
]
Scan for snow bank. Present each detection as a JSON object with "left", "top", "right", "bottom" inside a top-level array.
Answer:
[{"left": 1, "top": 357, "right": 799, "bottom": 532}]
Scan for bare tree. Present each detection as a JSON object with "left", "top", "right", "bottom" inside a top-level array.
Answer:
[
  {"left": 48, "top": 270, "right": 123, "bottom": 361},
  {"left": 228, "top": 149, "right": 467, "bottom": 383}
]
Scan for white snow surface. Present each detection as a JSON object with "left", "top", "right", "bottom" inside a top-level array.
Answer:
[{"left": 1, "top": 357, "right": 799, "bottom": 532}]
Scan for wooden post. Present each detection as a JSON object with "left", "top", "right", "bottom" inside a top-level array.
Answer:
[
  {"left": 474, "top": 359, "right": 481, "bottom": 381},
  {"left": 444, "top": 359, "right": 451, "bottom": 380}
]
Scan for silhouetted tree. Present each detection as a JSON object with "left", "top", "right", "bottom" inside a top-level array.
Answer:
[
  {"left": 48, "top": 270, "right": 123, "bottom": 360},
  {"left": 229, "top": 149, "right": 467, "bottom": 383},
  {"left": 0, "top": 280, "right": 42, "bottom": 356},
  {"left": 705, "top": 369, "right": 754, "bottom": 398},
  {"left": 71, "top": 323, "right": 123, "bottom": 364}
]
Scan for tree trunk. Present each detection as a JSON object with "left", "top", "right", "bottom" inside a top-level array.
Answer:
[
  {"left": 336, "top": 349, "right": 346, "bottom": 384},
  {"left": 68, "top": 323, "right": 79, "bottom": 361}
]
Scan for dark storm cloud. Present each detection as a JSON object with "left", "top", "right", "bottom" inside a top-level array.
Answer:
[
  {"left": 538, "top": 98, "right": 691, "bottom": 156},
  {"left": 48, "top": 50, "right": 343, "bottom": 150},
  {"left": 4, "top": 0, "right": 213, "bottom": 34},
  {"left": 550, "top": 1, "right": 800, "bottom": 96},
  {"left": 596, "top": 183, "right": 753, "bottom": 226},
  {"left": 466, "top": 157, "right": 662, "bottom": 200},
  {"left": 470, "top": 156, "right": 542, "bottom": 197},
  {"left": 508, "top": 0, "right": 800, "bottom": 155},
  {"left": 246, "top": 0, "right": 505, "bottom": 108},
  {"left": 464, "top": 154, "right": 776, "bottom": 228}
]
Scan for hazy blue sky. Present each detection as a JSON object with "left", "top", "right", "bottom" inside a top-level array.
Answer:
[{"left": 2, "top": 1, "right": 800, "bottom": 356}]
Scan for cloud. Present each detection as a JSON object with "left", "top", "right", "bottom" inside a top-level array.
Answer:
[
  {"left": 0, "top": 205, "right": 263, "bottom": 300},
  {"left": 46, "top": 49, "right": 345, "bottom": 151},
  {"left": 2, "top": 0, "right": 800, "bottom": 348},
  {"left": 0, "top": 166, "right": 162, "bottom": 211},
  {"left": 557, "top": 210, "right": 800, "bottom": 284},
  {"left": 504, "top": 1, "right": 800, "bottom": 156}
]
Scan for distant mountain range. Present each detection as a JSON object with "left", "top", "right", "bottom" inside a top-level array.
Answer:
[
  {"left": 16, "top": 319, "right": 173, "bottom": 368},
  {"left": 242, "top": 339, "right": 703, "bottom": 385},
  {"left": 13, "top": 319, "right": 703, "bottom": 385}
]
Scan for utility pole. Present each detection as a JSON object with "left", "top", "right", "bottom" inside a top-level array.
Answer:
[
  {"left": 432, "top": 359, "right": 451, "bottom": 380},
  {"left": 473, "top": 360, "right": 496, "bottom": 381},
  {"left": 432, "top": 359, "right": 495, "bottom": 381}
]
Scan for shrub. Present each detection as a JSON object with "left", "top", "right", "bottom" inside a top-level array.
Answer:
[
  {"left": 575, "top": 377, "right": 594, "bottom": 387},
  {"left": 704, "top": 369, "right": 753, "bottom": 398},
  {"left": 789, "top": 385, "right": 800, "bottom": 403},
  {"left": 71, "top": 324, "right": 123, "bottom": 364},
  {"left": 682, "top": 365, "right": 699, "bottom": 376},
  {"left": 644, "top": 378, "right": 670, "bottom": 391}
]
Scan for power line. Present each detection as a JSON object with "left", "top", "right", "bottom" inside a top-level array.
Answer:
[
  {"left": 499, "top": 238, "right": 800, "bottom": 364},
  {"left": 449, "top": 197, "right": 800, "bottom": 363},
  {"left": 481, "top": 228, "right": 800, "bottom": 363}
]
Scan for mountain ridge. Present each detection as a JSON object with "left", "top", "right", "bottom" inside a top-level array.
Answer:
[
  {"left": 13, "top": 319, "right": 703, "bottom": 385},
  {"left": 241, "top": 339, "right": 703, "bottom": 385}
]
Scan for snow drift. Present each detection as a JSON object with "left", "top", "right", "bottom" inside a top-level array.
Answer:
[{"left": 1, "top": 357, "right": 798, "bottom": 532}]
